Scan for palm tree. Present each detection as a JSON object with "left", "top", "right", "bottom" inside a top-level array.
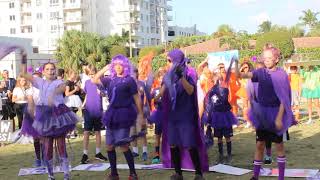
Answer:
[
  {"left": 258, "top": 21, "right": 272, "bottom": 33},
  {"left": 288, "top": 25, "right": 305, "bottom": 37},
  {"left": 299, "top": 9, "right": 319, "bottom": 28}
]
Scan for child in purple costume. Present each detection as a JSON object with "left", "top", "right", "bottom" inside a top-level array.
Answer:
[
  {"left": 236, "top": 47, "right": 295, "bottom": 180},
  {"left": 156, "top": 49, "right": 208, "bottom": 180},
  {"left": 21, "top": 53, "right": 78, "bottom": 180},
  {"left": 92, "top": 55, "right": 144, "bottom": 180},
  {"left": 203, "top": 71, "right": 238, "bottom": 164}
]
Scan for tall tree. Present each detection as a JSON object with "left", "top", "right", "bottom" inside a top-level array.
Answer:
[
  {"left": 288, "top": 25, "right": 305, "bottom": 37},
  {"left": 212, "top": 24, "right": 235, "bottom": 38},
  {"left": 299, "top": 9, "right": 319, "bottom": 28},
  {"left": 258, "top": 21, "right": 272, "bottom": 33}
]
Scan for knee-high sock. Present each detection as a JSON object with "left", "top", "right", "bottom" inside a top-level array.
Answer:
[
  {"left": 170, "top": 147, "right": 182, "bottom": 175},
  {"left": 189, "top": 148, "right": 202, "bottom": 176},
  {"left": 33, "top": 139, "right": 41, "bottom": 160},
  {"left": 253, "top": 160, "right": 262, "bottom": 179},
  {"left": 123, "top": 149, "right": 136, "bottom": 175},
  {"left": 265, "top": 140, "right": 272, "bottom": 157},
  {"left": 44, "top": 159, "right": 54, "bottom": 177},
  {"left": 227, "top": 141, "right": 232, "bottom": 156},
  {"left": 107, "top": 150, "right": 118, "bottom": 176},
  {"left": 60, "top": 157, "right": 70, "bottom": 179},
  {"left": 218, "top": 142, "right": 223, "bottom": 155},
  {"left": 277, "top": 156, "right": 286, "bottom": 180}
]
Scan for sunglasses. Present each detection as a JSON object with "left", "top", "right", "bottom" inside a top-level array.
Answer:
[{"left": 219, "top": 66, "right": 225, "bottom": 69}]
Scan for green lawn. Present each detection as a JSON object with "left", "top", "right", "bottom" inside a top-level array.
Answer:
[{"left": 1, "top": 114, "right": 320, "bottom": 180}]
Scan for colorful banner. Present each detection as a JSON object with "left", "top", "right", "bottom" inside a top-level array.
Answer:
[
  {"left": 207, "top": 50, "right": 239, "bottom": 72},
  {"left": 18, "top": 166, "right": 70, "bottom": 176},
  {"left": 0, "top": 120, "right": 13, "bottom": 142},
  {"left": 260, "top": 168, "right": 319, "bottom": 178}
]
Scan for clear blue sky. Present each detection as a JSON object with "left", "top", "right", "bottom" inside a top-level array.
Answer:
[{"left": 170, "top": 0, "right": 320, "bottom": 34}]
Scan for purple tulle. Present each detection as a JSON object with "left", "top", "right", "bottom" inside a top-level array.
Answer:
[
  {"left": 20, "top": 107, "right": 40, "bottom": 138},
  {"left": 102, "top": 106, "right": 137, "bottom": 129},
  {"left": 0, "top": 44, "right": 20, "bottom": 60},
  {"left": 33, "top": 104, "right": 78, "bottom": 137},
  {"left": 209, "top": 111, "right": 238, "bottom": 128},
  {"left": 149, "top": 109, "right": 163, "bottom": 125}
]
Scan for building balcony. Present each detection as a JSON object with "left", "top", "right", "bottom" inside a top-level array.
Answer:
[
  {"left": 63, "top": 3, "right": 87, "bottom": 11},
  {"left": 63, "top": 17, "right": 85, "bottom": 24},
  {"left": 21, "top": 5, "right": 32, "bottom": 14},
  {"left": 167, "top": 15, "right": 173, "bottom": 21},
  {"left": 167, "top": 5, "right": 172, "bottom": 11}
]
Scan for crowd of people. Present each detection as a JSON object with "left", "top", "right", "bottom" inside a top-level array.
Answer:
[{"left": 0, "top": 43, "right": 320, "bottom": 180}]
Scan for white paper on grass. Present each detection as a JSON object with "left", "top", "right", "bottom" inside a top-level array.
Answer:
[
  {"left": 209, "top": 164, "right": 252, "bottom": 176},
  {"left": 117, "top": 164, "right": 147, "bottom": 170},
  {"left": 260, "top": 168, "right": 319, "bottom": 178},
  {"left": 18, "top": 166, "right": 70, "bottom": 176},
  {"left": 72, "top": 163, "right": 110, "bottom": 171}
]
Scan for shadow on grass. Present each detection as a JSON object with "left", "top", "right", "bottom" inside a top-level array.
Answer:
[{"left": 1, "top": 120, "right": 320, "bottom": 180}]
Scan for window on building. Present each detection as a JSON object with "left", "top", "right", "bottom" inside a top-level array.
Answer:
[
  {"left": 36, "top": 0, "right": 41, "bottom": 6},
  {"left": 140, "top": 14, "right": 143, "bottom": 21},
  {"left": 36, "top": 13, "right": 42, "bottom": 19},
  {"left": 51, "top": 25, "right": 58, "bottom": 32},
  {"left": 26, "top": 2, "right": 31, "bottom": 7},
  {"left": 9, "top": 15, "right": 15, "bottom": 21},
  {"left": 10, "top": 28, "right": 16, "bottom": 34},
  {"left": 50, "top": 12, "right": 59, "bottom": 19},
  {"left": 141, "top": 26, "right": 144, "bottom": 32},
  {"left": 9, "top": 2, "right": 14, "bottom": 8},
  {"left": 146, "top": 27, "right": 149, "bottom": 33},
  {"left": 70, "top": 0, "right": 76, "bottom": 3},
  {"left": 27, "top": 26, "right": 32, "bottom": 33},
  {"left": 50, "top": 0, "right": 59, "bottom": 6}
]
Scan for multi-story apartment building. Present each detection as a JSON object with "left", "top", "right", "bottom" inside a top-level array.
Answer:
[
  {"left": 0, "top": 0, "right": 172, "bottom": 54},
  {"left": 168, "top": 24, "right": 207, "bottom": 42}
]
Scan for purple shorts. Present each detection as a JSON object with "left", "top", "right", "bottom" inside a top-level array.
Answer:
[{"left": 106, "top": 127, "right": 131, "bottom": 146}]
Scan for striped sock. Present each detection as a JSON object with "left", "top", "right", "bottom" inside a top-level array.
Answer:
[
  {"left": 277, "top": 156, "right": 286, "bottom": 180},
  {"left": 253, "top": 160, "right": 262, "bottom": 179}
]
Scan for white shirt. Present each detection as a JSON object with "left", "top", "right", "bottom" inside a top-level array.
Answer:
[
  {"left": 80, "top": 73, "right": 90, "bottom": 90},
  {"left": 27, "top": 86, "right": 40, "bottom": 105},
  {"left": 12, "top": 87, "right": 31, "bottom": 104}
]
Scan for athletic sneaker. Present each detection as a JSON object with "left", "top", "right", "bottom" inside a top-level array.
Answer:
[
  {"left": 33, "top": 159, "right": 42, "bottom": 167},
  {"left": 225, "top": 155, "right": 232, "bottom": 165},
  {"left": 216, "top": 154, "right": 224, "bottom": 164},
  {"left": 263, "top": 156, "right": 272, "bottom": 165},
  {"left": 105, "top": 174, "right": 120, "bottom": 180},
  {"left": 170, "top": 174, "right": 183, "bottom": 180},
  {"left": 142, "top": 152, "right": 148, "bottom": 161},
  {"left": 80, "top": 154, "right": 89, "bottom": 164},
  {"left": 48, "top": 176, "right": 55, "bottom": 180},
  {"left": 132, "top": 152, "right": 139, "bottom": 157},
  {"left": 151, "top": 156, "right": 160, "bottom": 164},
  {"left": 128, "top": 173, "right": 138, "bottom": 180},
  {"left": 95, "top": 152, "right": 108, "bottom": 161},
  {"left": 306, "top": 119, "right": 313, "bottom": 125}
]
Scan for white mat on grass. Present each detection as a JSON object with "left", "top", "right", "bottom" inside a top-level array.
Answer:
[
  {"left": 18, "top": 166, "right": 70, "bottom": 176},
  {"left": 260, "top": 168, "right": 319, "bottom": 178},
  {"left": 209, "top": 164, "right": 251, "bottom": 175},
  {"left": 72, "top": 163, "right": 110, "bottom": 171}
]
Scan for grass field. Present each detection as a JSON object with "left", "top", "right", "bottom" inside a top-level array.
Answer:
[{"left": 1, "top": 112, "right": 320, "bottom": 180}]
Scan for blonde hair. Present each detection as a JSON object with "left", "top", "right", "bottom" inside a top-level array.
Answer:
[{"left": 15, "top": 74, "right": 30, "bottom": 89}]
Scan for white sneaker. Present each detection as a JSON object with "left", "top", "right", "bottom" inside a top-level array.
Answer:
[
  {"left": 245, "top": 122, "right": 251, "bottom": 128},
  {"left": 306, "top": 119, "right": 313, "bottom": 124}
]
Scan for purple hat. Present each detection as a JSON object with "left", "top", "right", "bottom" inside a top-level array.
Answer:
[{"left": 168, "top": 49, "right": 185, "bottom": 64}]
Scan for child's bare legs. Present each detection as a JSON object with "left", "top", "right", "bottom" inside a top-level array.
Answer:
[
  {"left": 314, "top": 98, "right": 320, "bottom": 118},
  {"left": 307, "top": 99, "right": 313, "bottom": 124}
]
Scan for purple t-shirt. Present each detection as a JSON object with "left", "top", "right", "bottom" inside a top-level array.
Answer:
[
  {"left": 168, "top": 75, "right": 197, "bottom": 122},
  {"left": 251, "top": 68, "right": 280, "bottom": 107},
  {"left": 84, "top": 79, "right": 102, "bottom": 116},
  {"left": 100, "top": 76, "right": 138, "bottom": 108}
]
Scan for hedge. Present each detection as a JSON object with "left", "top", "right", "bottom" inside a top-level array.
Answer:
[{"left": 296, "top": 47, "right": 320, "bottom": 60}]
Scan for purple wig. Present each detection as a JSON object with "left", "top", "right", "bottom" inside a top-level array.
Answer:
[{"left": 110, "top": 54, "right": 133, "bottom": 78}]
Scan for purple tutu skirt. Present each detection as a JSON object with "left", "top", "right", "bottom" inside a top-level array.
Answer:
[
  {"left": 20, "top": 106, "right": 40, "bottom": 138},
  {"left": 248, "top": 101, "right": 279, "bottom": 133},
  {"left": 33, "top": 104, "right": 79, "bottom": 137},
  {"left": 103, "top": 106, "right": 137, "bottom": 129},
  {"left": 209, "top": 111, "right": 238, "bottom": 129}
]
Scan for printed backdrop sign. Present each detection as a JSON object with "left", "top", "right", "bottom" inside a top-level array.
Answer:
[
  {"left": 209, "top": 164, "right": 252, "bottom": 175},
  {"left": 0, "top": 120, "right": 13, "bottom": 142},
  {"left": 18, "top": 166, "right": 69, "bottom": 176},
  {"left": 260, "top": 168, "right": 319, "bottom": 178},
  {"left": 207, "top": 50, "right": 239, "bottom": 72}
]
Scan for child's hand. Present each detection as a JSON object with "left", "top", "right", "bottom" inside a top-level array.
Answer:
[{"left": 275, "top": 116, "right": 283, "bottom": 130}]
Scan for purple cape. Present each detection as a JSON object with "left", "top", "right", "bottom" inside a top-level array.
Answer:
[
  {"left": 161, "top": 67, "right": 209, "bottom": 172},
  {"left": 247, "top": 68, "right": 295, "bottom": 135}
]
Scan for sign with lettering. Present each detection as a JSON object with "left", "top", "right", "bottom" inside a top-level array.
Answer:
[
  {"left": 260, "top": 168, "right": 319, "bottom": 178},
  {"left": 18, "top": 166, "right": 68, "bottom": 176},
  {"left": 0, "top": 120, "right": 13, "bottom": 142}
]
